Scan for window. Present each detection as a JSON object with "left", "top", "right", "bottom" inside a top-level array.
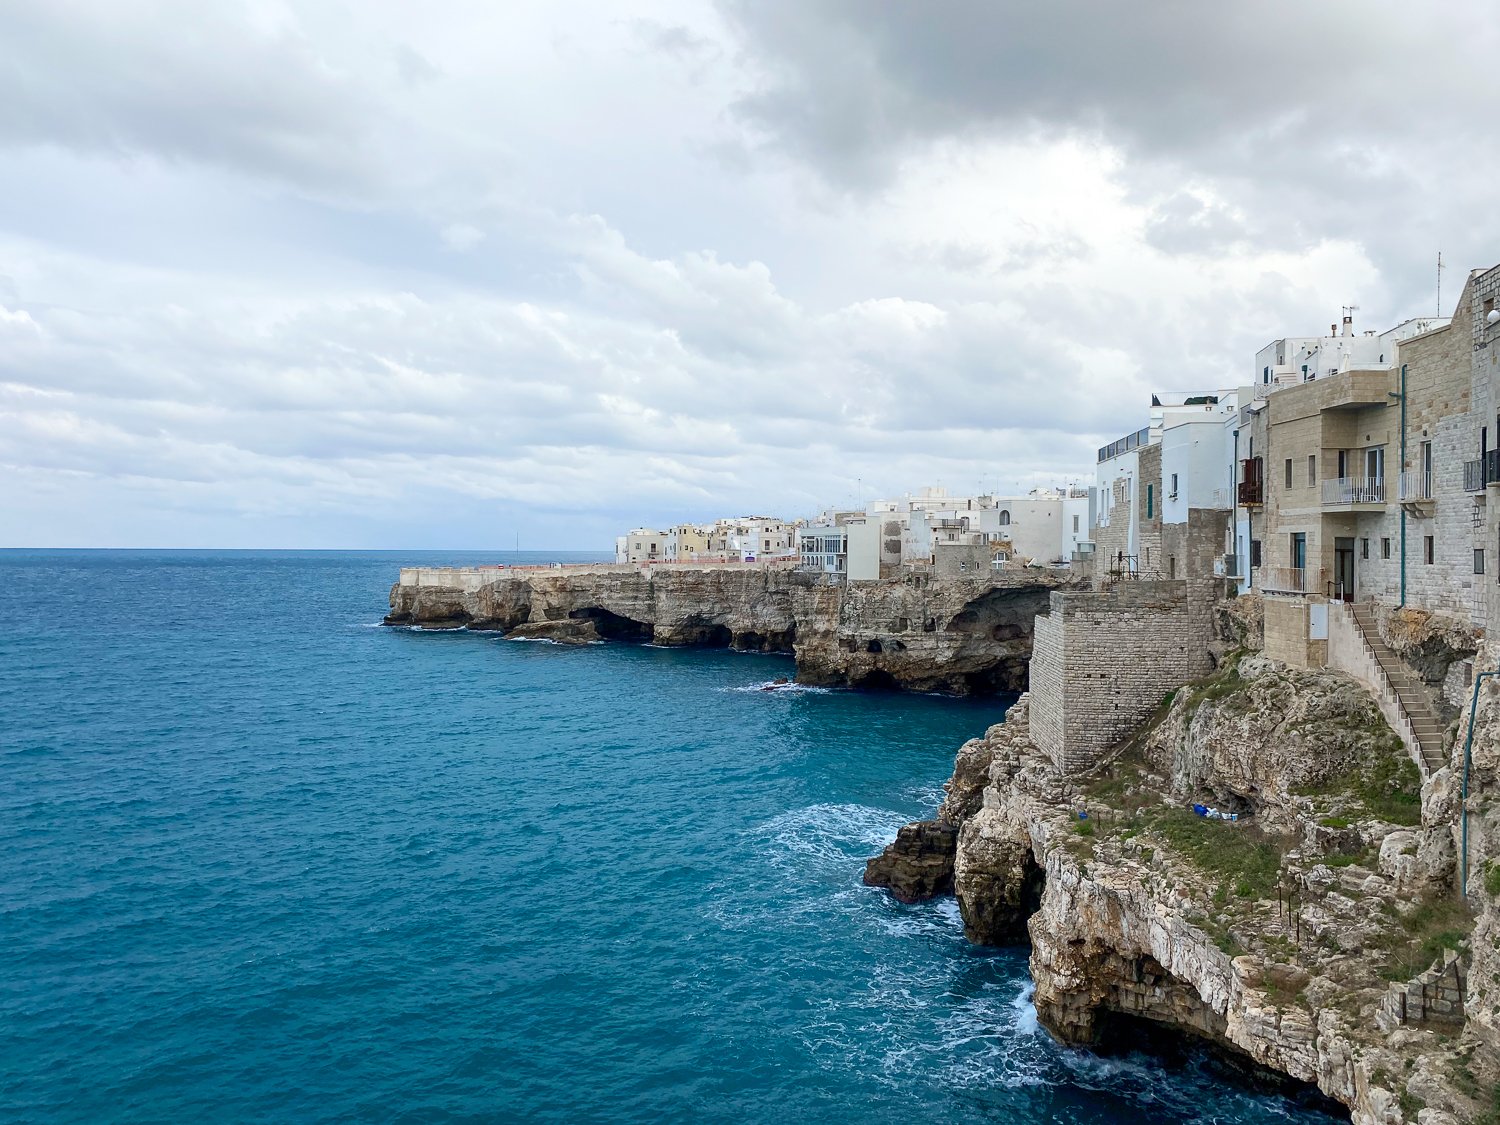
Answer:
[
  {"left": 1168, "top": 556, "right": 1176, "bottom": 578},
  {"left": 1249, "top": 539, "right": 1262, "bottom": 568},
  {"left": 1425, "top": 536, "right": 1435, "bottom": 565},
  {"left": 1366, "top": 446, "right": 1385, "bottom": 481},
  {"left": 1307, "top": 454, "right": 1316, "bottom": 485},
  {"left": 1381, "top": 537, "right": 1391, "bottom": 559},
  {"left": 998, "top": 510, "right": 1011, "bottom": 526},
  {"left": 1170, "top": 473, "right": 1179, "bottom": 497},
  {"left": 1285, "top": 459, "right": 1293, "bottom": 488},
  {"left": 1361, "top": 538, "right": 1369, "bottom": 560},
  {"left": 1146, "top": 484, "right": 1154, "bottom": 518},
  {"left": 1291, "top": 533, "right": 1307, "bottom": 571},
  {"left": 1476, "top": 549, "right": 1485, "bottom": 576},
  {"left": 1072, "top": 515, "right": 1079, "bottom": 532}
]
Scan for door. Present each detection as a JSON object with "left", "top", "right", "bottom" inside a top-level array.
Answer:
[
  {"left": 1365, "top": 447, "right": 1385, "bottom": 501},
  {"left": 1335, "top": 537, "right": 1355, "bottom": 602}
]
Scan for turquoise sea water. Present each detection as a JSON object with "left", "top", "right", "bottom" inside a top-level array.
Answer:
[{"left": 1, "top": 551, "right": 1343, "bottom": 1124}]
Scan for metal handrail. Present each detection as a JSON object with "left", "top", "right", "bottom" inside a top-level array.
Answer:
[
  {"left": 1398, "top": 471, "right": 1433, "bottom": 501},
  {"left": 1322, "top": 476, "right": 1385, "bottom": 504}
]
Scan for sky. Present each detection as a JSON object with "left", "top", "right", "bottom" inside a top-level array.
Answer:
[{"left": 3, "top": 1, "right": 1499, "bottom": 549}]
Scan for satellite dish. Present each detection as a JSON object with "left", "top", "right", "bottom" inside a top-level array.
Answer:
[{"left": 1489, "top": 309, "right": 1500, "bottom": 325}]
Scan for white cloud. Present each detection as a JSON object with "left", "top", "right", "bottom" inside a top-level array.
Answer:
[{"left": 0, "top": 0, "right": 1494, "bottom": 547}]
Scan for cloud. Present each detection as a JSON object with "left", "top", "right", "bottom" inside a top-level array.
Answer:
[{"left": 0, "top": 1, "right": 1495, "bottom": 547}]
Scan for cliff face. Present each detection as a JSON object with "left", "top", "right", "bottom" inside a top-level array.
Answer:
[
  {"left": 386, "top": 567, "right": 1067, "bottom": 694},
  {"left": 867, "top": 657, "right": 1489, "bottom": 1124}
]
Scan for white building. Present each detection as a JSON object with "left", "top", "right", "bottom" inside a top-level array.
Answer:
[
  {"left": 1254, "top": 312, "right": 1449, "bottom": 390},
  {"left": 615, "top": 528, "right": 665, "bottom": 564}
]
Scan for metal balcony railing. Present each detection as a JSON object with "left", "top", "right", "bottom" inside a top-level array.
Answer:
[
  {"left": 1465, "top": 459, "right": 1485, "bottom": 492},
  {"left": 1261, "top": 566, "right": 1324, "bottom": 594},
  {"left": 1398, "top": 470, "right": 1433, "bottom": 501},
  {"left": 1322, "top": 476, "right": 1385, "bottom": 505}
]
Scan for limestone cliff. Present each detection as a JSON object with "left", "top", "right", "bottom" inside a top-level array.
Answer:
[
  {"left": 386, "top": 566, "right": 1067, "bottom": 695},
  {"left": 868, "top": 656, "right": 1493, "bottom": 1123}
]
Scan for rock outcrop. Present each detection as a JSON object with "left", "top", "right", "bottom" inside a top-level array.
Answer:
[
  {"left": 387, "top": 566, "right": 1069, "bottom": 695},
  {"left": 870, "top": 654, "right": 1491, "bottom": 1124},
  {"left": 862, "top": 820, "right": 957, "bottom": 902}
]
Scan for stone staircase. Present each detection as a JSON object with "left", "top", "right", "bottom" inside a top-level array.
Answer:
[{"left": 1348, "top": 603, "right": 1447, "bottom": 775}]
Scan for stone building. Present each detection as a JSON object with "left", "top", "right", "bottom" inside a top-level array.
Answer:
[
  {"left": 1030, "top": 509, "right": 1229, "bottom": 774},
  {"left": 1252, "top": 268, "right": 1500, "bottom": 667}
]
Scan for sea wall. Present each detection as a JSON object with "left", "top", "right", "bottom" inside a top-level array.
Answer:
[{"left": 386, "top": 565, "right": 1072, "bottom": 695}]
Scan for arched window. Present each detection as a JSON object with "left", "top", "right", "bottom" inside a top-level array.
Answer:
[{"left": 998, "top": 510, "right": 1011, "bottom": 526}]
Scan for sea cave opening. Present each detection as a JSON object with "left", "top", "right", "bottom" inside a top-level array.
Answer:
[
  {"left": 1090, "top": 1010, "right": 1349, "bottom": 1120},
  {"left": 566, "top": 607, "right": 653, "bottom": 643}
]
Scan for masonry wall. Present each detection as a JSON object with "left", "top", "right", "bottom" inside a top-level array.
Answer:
[
  {"left": 1401, "top": 283, "right": 1481, "bottom": 621},
  {"left": 1470, "top": 265, "right": 1500, "bottom": 637},
  {"left": 1029, "top": 581, "right": 1210, "bottom": 774},
  {"left": 1138, "top": 443, "right": 1164, "bottom": 577},
  {"left": 1263, "top": 595, "right": 1328, "bottom": 668}
]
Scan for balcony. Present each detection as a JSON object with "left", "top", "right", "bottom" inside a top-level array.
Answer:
[
  {"left": 1322, "top": 476, "right": 1385, "bottom": 506},
  {"left": 1237, "top": 457, "right": 1264, "bottom": 506},
  {"left": 1466, "top": 459, "right": 1485, "bottom": 493},
  {"left": 1261, "top": 566, "right": 1325, "bottom": 595},
  {"left": 1398, "top": 471, "right": 1433, "bottom": 502}
]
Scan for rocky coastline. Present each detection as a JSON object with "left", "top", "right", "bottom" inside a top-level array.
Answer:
[
  {"left": 386, "top": 565, "right": 1071, "bottom": 695},
  {"left": 866, "top": 639, "right": 1500, "bottom": 1125}
]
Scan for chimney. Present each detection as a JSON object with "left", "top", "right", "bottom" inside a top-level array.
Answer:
[
  {"left": 1342, "top": 314, "right": 1353, "bottom": 337},
  {"left": 1331, "top": 323, "right": 1338, "bottom": 337}
]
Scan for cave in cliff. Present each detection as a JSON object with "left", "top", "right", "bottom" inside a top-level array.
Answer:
[
  {"left": 566, "top": 607, "right": 653, "bottom": 643},
  {"left": 1092, "top": 1010, "right": 1349, "bottom": 1119}
]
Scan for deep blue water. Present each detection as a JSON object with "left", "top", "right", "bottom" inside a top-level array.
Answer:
[{"left": 0, "top": 551, "right": 1343, "bottom": 1124}]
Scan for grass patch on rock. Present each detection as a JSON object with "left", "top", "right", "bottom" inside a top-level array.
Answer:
[
  {"left": 1295, "top": 721, "right": 1422, "bottom": 826},
  {"left": 1142, "top": 807, "right": 1289, "bottom": 900},
  {"left": 1369, "top": 892, "right": 1473, "bottom": 982}
]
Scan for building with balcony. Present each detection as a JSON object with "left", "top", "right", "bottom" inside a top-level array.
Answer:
[
  {"left": 1250, "top": 270, "right": 1500, "bottom": 669},
  {"left": 1256, "top": 364, "right": 1399, "bottom": 615}
]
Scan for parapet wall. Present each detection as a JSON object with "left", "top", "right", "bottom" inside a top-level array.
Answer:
[{"left": 1030, "top": 580, "right": 1215, "bottom": 774}]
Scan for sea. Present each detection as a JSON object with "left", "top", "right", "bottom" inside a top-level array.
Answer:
[{"left": 0, "top": 550, "right": 1345, "bottom": 1124}]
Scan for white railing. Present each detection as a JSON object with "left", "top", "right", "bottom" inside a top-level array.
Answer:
[
  {"left": 1208, "top": 488, "right": 1231, "bottom": 509},
  {"left": 1261, "top": 566, "right": 1324, "bottom": 594},
  {"left": 1398, "top": 471, "right": 1433, "bottom": 501},
  {"left": 1322, "top": 476, "right": 1385, "bottom": 505}
]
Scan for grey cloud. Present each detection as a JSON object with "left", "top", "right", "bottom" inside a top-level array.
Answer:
[{"left": 0, "top": 2, "right": 381, "bottom": 191}]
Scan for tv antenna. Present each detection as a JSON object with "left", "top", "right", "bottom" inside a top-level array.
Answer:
[{"left": 1437, "top": 250, "right": 1444, "bottom": 317}]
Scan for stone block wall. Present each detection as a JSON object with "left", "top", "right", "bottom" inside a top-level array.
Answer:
[
  {"left": 1380, "top": 951, "right": 1466, "bottom": 1029},
  {"left": 1138, "top": 444, "right": 1164, "bottom": 576},
  {"left": 1263, "top": 595, "right": 1328, "bottom": 668},
  {"left": 1029, "top": 581, "right": 1211, "bottom": 774},
  {"left": 1402, "top": 283, "right": 1482, "bottom": 622}
]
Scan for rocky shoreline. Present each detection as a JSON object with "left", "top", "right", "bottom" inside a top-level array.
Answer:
[
  {"left": 865, "top": 649, "right": 1500, "bottom": 1124},
  {"left": 386, "top": 565, "right": 1072, "bottom": 695}
]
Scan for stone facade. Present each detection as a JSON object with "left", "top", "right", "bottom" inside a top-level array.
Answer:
[
  {"left": 1031, "top": 510, "right": 1228, "bottom": 774},
  {"left": 1029, "top": 581, "right": 1209, "bottom": 773},
  {"left": 1137, "top": 443, "right": 1165, "bottom": 576},
  {"left": 1399, "top": 283, "right": 1480, "bottom": 621}
]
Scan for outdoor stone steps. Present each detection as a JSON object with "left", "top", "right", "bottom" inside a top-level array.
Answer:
[{"left": 1348, "top": 603, "right": 1447, "bottom": 770}]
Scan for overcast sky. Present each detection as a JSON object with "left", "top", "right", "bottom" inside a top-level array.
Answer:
[{"left": 3, "top": 1, "right": 1498, "bottom": 549}]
